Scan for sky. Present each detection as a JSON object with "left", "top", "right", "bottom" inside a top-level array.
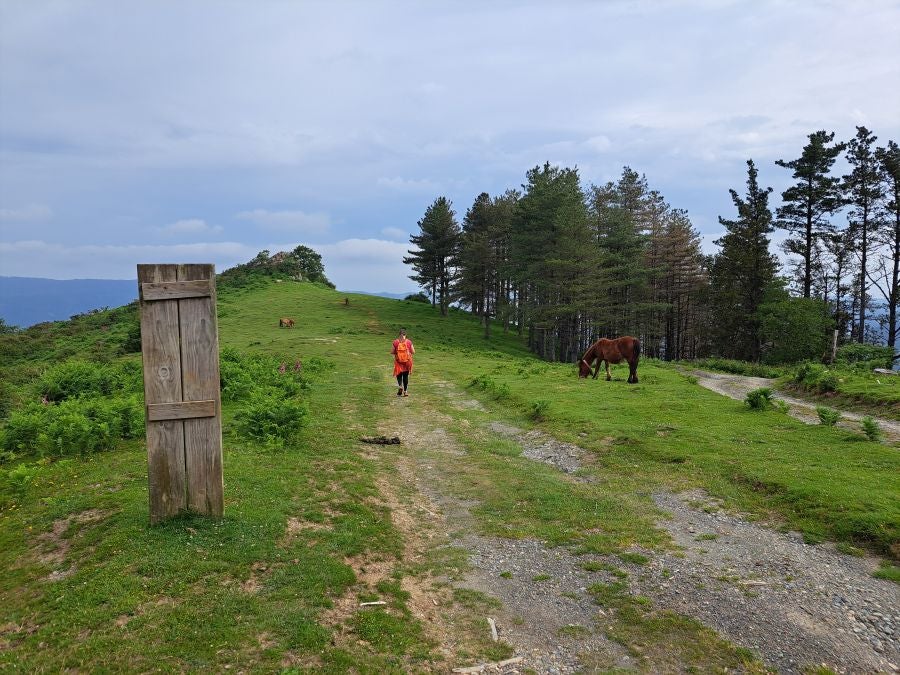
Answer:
[{"left": 1, "top": 1, "right": 899, "bottom": 294}]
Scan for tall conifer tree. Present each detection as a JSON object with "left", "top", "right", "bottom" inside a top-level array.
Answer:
[
  {"left": 709, "top": 160, "right": 779, "bottom": 361},
  {"left": 843, "top": 126, "right": 885, "bottom": 343},
  {"left": 404, "top": 197, "right": 460, "bottom": 316},
  {"left": 775, "top": 130, "right": 845, "bottom": 298},
  {"left": 875, "top": 140, "right": 900, "bottom": 350}
]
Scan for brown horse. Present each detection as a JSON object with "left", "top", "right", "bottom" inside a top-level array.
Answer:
[
  {"left": 278, "top": 317, "right": 295, "bottom": 328},
  {"left": 578, "top": 336, "right": 641, "bottom": 383}
]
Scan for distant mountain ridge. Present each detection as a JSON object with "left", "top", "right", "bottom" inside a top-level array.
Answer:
[{"left": 0, "top": 277, "right": 137, "bottom": 328}]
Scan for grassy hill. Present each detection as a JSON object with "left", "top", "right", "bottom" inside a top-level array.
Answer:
[{"left": 1, "top": 278, "right": 898, "bottom": 671}]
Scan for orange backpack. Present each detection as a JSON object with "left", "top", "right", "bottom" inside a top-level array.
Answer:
[{"left": 396, "top": 339, "right": 411, "bottom": 364}]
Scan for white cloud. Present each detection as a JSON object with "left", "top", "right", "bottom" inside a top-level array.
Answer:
[
  {"left": 310, "top": 238, "right": 416, "bottom": 293},
  {"left": 584, "top": 135, "right": 612, "bottom": 153},
  {"left": 0, "top": 204, "right": 52, "bottom": 222},
  {"left": 381, "top": 226, "right": 407, "bottom": 240},
  {"left": 0, "top": 240, "right": 255, "bottom": 279},
  {"left": 0, "top": 238, "right": 418, "bottom": 294},
  {"left": 235, "top": 209, "right": 331, "bottom": 234},
  {"left": 376, "top": 176, "right": 440, "bottom": 193},
  {"left": 158, "top": 218, "right": 223, "bottom": 235}
]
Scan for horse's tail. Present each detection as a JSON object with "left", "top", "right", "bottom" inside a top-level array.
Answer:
[{"left": 633, "top": 337, "right": 641, "bottom": 361}]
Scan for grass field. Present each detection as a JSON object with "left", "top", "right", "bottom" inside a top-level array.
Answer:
[{"left": 1, "top": 278, "right": 898, "bottom": 670}]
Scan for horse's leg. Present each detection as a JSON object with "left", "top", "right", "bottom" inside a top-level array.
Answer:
[
  {"left": 628, "top": 358, "right": 639, "bottom": 383},
  {"left": 592, "top": 360, "right": 600, "bottom": 379},
  {"left": 605, "top": 361, "right": 612, "bottom": 381}
]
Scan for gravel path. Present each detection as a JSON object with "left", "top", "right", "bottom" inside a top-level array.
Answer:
[
  {"left": 691, "top": 369, "right": 900, "bottom": 442},
  {"left": 383, "top": 380, "right": 899, "bottom": 673}
]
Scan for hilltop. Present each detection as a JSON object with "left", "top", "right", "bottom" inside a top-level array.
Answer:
[{"left": 0, "top": 276, "right": 898, "bottom": 672}]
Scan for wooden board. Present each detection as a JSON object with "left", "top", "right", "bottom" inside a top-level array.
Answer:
[
  {"left": 138, "top": 264, "right": 187, "bottom": 523},
  {"left": 178, "top": 264, "right": 224, "bottom": 517},
  {"left": 138, "top": 263, "right": 223, "bottom": 523},
  {"left": 141, "top": 279, "right": 213, "bottom": 301},
  {"left": 147, "top": 400, "right": 216, "bottom": 422}
]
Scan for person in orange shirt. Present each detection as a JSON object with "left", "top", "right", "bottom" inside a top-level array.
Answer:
[{"left": 391, "top": 328, "right": 415, "bottom": 397}]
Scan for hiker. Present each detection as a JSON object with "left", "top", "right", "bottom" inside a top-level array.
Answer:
[{"left": 391, "top": 328, "right": 415, "bottom": 397}]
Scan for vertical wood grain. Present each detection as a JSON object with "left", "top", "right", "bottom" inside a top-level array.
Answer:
[
  {"left": 177, "top": 264, "right": 224, "bottom": 517},
  {"left": 138, "top": 264, "right": 187, "bottom": 523}
]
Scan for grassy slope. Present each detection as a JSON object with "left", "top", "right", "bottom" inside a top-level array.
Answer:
[{"left": 2, "top": 279, "right": 898, "bottom": 670}]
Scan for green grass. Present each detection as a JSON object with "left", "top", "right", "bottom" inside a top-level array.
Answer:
[
  {"left": 785, "top": 370, "right": 900, "bottom": 420},
  {"left": 2, "top": 276, "right": 899, "bottom": 670}
]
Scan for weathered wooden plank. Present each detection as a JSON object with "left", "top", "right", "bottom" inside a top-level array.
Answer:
[
  {"left": 178, "top": 264, "right": 224, "bottom": 518},
  {"left": 147, "top": 400, "right": 216, "bottom": 422},
  {"left": 141, "top": 279, "right": 212, "bottom": 301},
  {"left": 138, "top": 264, "right": 187, "bottom": 524}
]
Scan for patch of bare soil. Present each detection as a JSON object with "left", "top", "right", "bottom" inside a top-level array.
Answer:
[
  {"left": 381, "top": 378, "right": 899, "bottom": 673},
  {"left": 33, "top": 509, "right": 108, "bottom": 581},
  {"left": 692, "top": 370, "right": 900, "bottom": 442}
]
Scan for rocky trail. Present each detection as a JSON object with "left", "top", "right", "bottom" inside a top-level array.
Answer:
[
  {"left": 372, "top": 377, "right": 899, "bottom": 673},
  {"left": 691, "top": 370, "right": 900, "bottom": 442}
]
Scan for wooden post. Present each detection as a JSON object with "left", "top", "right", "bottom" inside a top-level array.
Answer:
[
  {"left": 831, "top": 329, "right": 839, "bottom": 365},
  {"left": 138, "top": 264, "right": 223, "bottom": 524}
]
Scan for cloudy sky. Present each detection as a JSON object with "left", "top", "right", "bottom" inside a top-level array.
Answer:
[{"left": 1, "top": 1, "right": 899, "bottom": 294}]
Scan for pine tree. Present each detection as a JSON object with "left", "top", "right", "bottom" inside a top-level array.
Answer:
[
  {"left": 843, "top": 126, "right": 885, "bottom": 343},
  {"left": 875, "top": 140, "right": 900, "bottom": 350},
  {"left": 775, "top": 130, "right": 845, "bottom": 298},
  {"left": 404, "top": 197, "right": 461, "bottom": 316},
  {"left": 455, "top": 192, "right": 494, "bottom": 337},
  {"left": 709, "top": 160, "right": 779, "bottom": 361}
]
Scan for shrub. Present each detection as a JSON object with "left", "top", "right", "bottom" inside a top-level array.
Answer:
[
  {"left": 0, "top": 396, "right": 144, "bottom": 457},
  {"left": 815, "top": 406, "right": 841, "bottom": 426},
  {"left": 530, "top": 399, "right": 550, "bottom": 421},
  {"left": 36, "top": 360, "right": 122, "bottom": 401},
  {"left": 404, "top": 292, "right": 431, "bottom": 303},
  {"left": 861, "top": 416, "right": 882, "bottom": 442},
  {"left": 745, "top": 387, "right": 774, "bottom": 410},
  {"left": 836, "top": 344, "right": 894, "bottom": 368},
  {"left": 794, "top": 362, "right": 838, "bottom": 392},
  {"left": 234, "top": 387, "right": 309, "bottom": 449},
  {"left": 469, "top": 374, "right": 511, "bottom": 400},
  {"left": 697, "top": 358, "right": 782, "bottom": 379}
]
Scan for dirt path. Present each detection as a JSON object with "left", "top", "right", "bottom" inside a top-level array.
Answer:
[
  {"left": 692, "top": 370, "right": 900, "bottom": 443},
  {"left": 374, "top": 376, "right": 899, "bottom": 673}
]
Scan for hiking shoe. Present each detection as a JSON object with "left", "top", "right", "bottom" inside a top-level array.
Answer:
[
  {"left": 403, "top": 391, "right": 409, "bottom": 397},
  {"left": 397, "top": 387, "right": 403, "bottom": 396}
]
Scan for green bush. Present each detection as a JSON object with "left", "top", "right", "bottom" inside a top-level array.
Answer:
[
  {"left": 759, "top": 297, "right": 832, "bottom": 364},
  {"left": 835, "top": 344, "right": 894, "bottom": 368},
  {"left": 697, "top": 358, "right": 782, "bottom": 378},
  {"left": 404, "top": 292, "right": 431, "bottom": 303},
  {"left": 794, "top": 362, "right": 838, "bottom": 393},
  {"left": 36, "top": 360, "right": 122, "bottom": 401},
  {"left": 530, "top": 399, "right": 550, "bottom": 421},
  {"left": 861, "top": 416, "right": 882, "bottom": 442},
  {"left": 815, "top": 406, "right": 841, "bottom": 426},
  {"left": 234, "top": 387, "right": 309, "bottom": 449},
  {"left": 745, "top": 387, "right": 774, "bottom": 410},
  {"left": 469, "top": 374, "right": 511, "bottom": 400},
  {"left": 0, "top": 395, "right": 144, "bottom": 457},
  {"left": 219, "top": 348, "right": 322, "bottom": 401}
]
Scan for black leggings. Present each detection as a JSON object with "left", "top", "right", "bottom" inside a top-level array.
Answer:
[{"left": 396, "top": 371, "right": 409, "bottom": 390}]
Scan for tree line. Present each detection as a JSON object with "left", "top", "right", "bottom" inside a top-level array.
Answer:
[{"left": 404, "top": 125, "right": 900, "bottom": 364}]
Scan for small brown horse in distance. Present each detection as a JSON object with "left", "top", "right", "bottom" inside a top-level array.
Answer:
[
  {"left": 578, "top": 336, "right": 641, "bottom": 383},
  {"left": 278, "top": 317, "right": 295, "bottom": 328}
]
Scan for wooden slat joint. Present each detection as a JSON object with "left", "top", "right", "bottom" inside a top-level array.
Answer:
[
  {"left": 147, "top": 400, "right": 217, "bottom": 422},
  {"left": 142, "top": 279, "right": 212, "bottom": 301}
]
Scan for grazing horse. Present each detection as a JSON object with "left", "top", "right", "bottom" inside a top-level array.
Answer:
[
  {"left": 279, "top": 318, "right": 295, "bottom": 328},
  {"left": 578, "top": 336, "right": 641, "bottom": 384}
]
